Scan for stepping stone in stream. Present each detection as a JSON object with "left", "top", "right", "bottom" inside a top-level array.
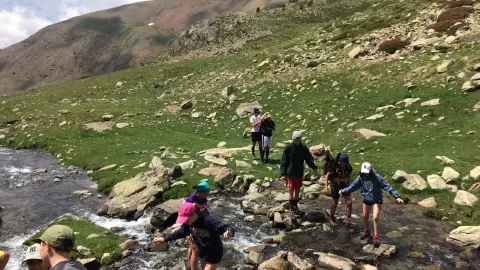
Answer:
[{"left": 362, "top": 244, "right": 398, "bottom": 257}]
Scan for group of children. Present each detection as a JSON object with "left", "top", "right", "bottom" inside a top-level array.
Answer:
[
  {"left": 250, "top": 108, "right": 276, "bottom": 164},
  {"left": 153, "top": 137, "right": 404, "bottom": 269}
]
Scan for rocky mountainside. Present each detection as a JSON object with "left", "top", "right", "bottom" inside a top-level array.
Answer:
[{"left": 0, "top": 0, "right": 289, "bottom": 95}]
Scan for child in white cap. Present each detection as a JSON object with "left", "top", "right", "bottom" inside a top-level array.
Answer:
[{"left": 23, "top": 244, "right": 47, "bottom": 270}]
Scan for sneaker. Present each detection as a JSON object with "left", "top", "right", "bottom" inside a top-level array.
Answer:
[
  {"left": 373, "top": 237, "right": 380, "bottom": 247},
  {"left": 360, "top": 231, "right": 371, "bottom": 240}
]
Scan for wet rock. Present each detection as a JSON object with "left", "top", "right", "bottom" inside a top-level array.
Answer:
[
  {"left": 392, "top": 170, "right": 408, "bottom": 183},
  {"left": 235, "top": 265, "right": 255, "bottom": 270},
  {"left": 304, "top": 211, "right": 326, "bottom": 222},
  {"left": 274, "top": 212, "right": 284, "bottom": 228},
  {"left": 36, "top": 168, "right": 48, "bottom": 173},
  {"left": 243, "top": 244, "right": 266, "bottom": 253},
  {"left": 442, "top": 167, "right": 460, "bottom": 183},
  {"left": 436, "top": 156, "right": 455, "bottom": 165},
  {"left": 454, "top": 190, "right": 478, "bottom": 206},
  {"left": 97, "top": 169, "right": 168, "bottom": 219},
  {"left": 172, "top": 260, "right": 188, "bottom": 270},
  {"left": 150, "top": 199, "right": 182, "bottom": 229},
  {"left": 258, "top": 256, "right": 288, "bottom": 270},
  {"left": 355, "top": 129, "right": 386, "bottom": 139},
  {"left": 287, "top": 252, "right": 314, "bottom": 270},
  {"left": 110, "top": 226, "right": 125, "bottom": 233},
  {"left": 427, "top": 175, "right": 447, "bottom": 190},
  {"left": 362, "top": 244, "right": 398, "bottom": 257},
  {"left": 402, "top": 174, "right": 428, "bottom": 190},
  {"left": 407, "top": 251, "right": 425, "bottom": 259},
  {"left": 214, "top": 167, "right": 236, "bottom": 188},
  {"left": 315, "top": 252, "right": 355, "bottom": 270},
  {"left": 247, "top": 251, "right": 266, "bottom": 265},
  {"left": 282, "top": 216, "right": 294, "bottom": 230},
  {"left": 418, "top": 197, "right": 437, "bottom": 208},
  {"left": 322, "top": 223, "right": 333, "bottom": 232},
  {"left": 120, "top": 239, "right": 139, "bottom": 250}
]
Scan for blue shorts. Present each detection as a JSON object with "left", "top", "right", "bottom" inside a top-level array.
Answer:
[
  {"left": 199, "top": 245, "right": 223, "bottom": 264},
  {"left": 331, "top": 182, "right": 350, "bottom": 200}
]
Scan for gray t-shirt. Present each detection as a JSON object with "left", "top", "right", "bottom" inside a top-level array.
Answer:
[{"left": 51, "top": 260, "right": 87, "bottom": 270}]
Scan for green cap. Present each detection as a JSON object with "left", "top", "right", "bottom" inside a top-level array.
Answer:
[{"left": 33, "top": 225, "right": 76, "bottom": 252}]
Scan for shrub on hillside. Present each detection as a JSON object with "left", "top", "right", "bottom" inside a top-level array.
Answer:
[
  {"left": 427, "top": 19, "right": 462, "bottom": 32},
  {"left": 378, "top": 39, "right": 410, "bottom": 54},
  {"left": 448, "top": 0, "right": 476, "bottom": 8},
  {"left": 437, "top": 6, "right": 475, "bottom": 21}
]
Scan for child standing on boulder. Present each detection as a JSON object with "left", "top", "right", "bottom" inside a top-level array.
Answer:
[
  {"left": 340, "top": 162, "right": 404, "bottom": 247},
  {"left": 153, "top": 202, "right": 234, "bottom": 270},
  {"left": 185, "top": 179, "right": 211, "bottom": 270}
]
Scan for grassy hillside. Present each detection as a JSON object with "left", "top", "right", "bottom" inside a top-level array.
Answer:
[{"left": 1, "top": 0, "right": 479, "bottom": 225}]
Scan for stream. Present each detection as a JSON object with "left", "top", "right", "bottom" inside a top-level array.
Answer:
[{"left": 0, "top": 147, "right": 478, "bottom": 270}]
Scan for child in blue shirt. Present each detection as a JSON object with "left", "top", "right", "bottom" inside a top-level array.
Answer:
[{"left": 340, "top": 162, "right": 404, "bottom": 247}]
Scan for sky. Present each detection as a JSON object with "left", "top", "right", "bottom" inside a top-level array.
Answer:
[{"left": 0, "top": 0, "right": 147, "bottom": 49}]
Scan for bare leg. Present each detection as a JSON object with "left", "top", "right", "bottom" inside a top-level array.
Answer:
[
  {"left": 330, "top": 199, "right": 339, "bottom": 220},
  {"left": 203, "top": 262, "right": 218, "bottom": 270},
  {"left": 294, "top": 188, "right": 301, "bottom": 201},
  {"left": 363, "top": 204, "right": 372, "bottom": 233},
  {"left": 373, "top": 204, "right": 382, "bottom": 237},
  {"left": 345, "top": 196, "right": 353, "bottom": 223}
]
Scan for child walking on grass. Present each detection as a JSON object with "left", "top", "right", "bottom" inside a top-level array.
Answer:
[{"left": 340, "top": 162, "right": 404, "bottom": 247}]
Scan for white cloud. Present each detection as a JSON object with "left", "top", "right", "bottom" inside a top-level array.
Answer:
[
  {"left": 0, "top": 0, "right": 148, "bottom": 49},
  {"left": 0, "top": 6, "right": 52, "bottom": 49}
]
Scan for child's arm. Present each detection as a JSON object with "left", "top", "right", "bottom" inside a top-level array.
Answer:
[
  {"left": 206, "top": 216, "right": 235, "bottom": 238},
  {"left": 280, "top": 147, "right": 290, "bottom": 177},
  {"left": 341, "top": 176, "right": 362, "bottom": 194},
  {"left": 164, "top": 224, "right": 190, "bottom": 242},
  {"left": 378, "top": 175, "right": 404, "bottom": 203}
]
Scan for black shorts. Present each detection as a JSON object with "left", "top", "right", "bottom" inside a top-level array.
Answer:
[
  {"left": 363, "top": 200, "right": 383, "bottom": 206},
  {"left": 199, "top": 246, "right": 223, "bottom": 264},
  {"left": 251, "top": 132, "right": 262, "bottom": 142}
]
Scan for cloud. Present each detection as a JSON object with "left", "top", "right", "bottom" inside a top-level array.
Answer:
[
  {"left": 0, "top": 0, "right": 148, "bottom": 49},
  {"left": 0, "top": 6, "right": 52, "bottom": 49}
]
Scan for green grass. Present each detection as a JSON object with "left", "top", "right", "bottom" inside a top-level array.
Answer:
[
  {"left": 23, "top": 215, "right": 125, "bottom": 264},
  {"left": 0, "top": 0, "right": 479, "bottom": 226}
]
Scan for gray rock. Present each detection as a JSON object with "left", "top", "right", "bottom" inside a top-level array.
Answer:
[
  {"left": 454, "top": 190, "right": 478, "bottom": 206},
  {"left": 470, "top": 166, "right": 480, "bottom": 180},
  {"left": 315, "top": 252, "right": 355, "bottom": 270},
  {"left": 247, "top": 251, "right": 266, "bottom": 265},
  {"left": 362, "top": 244, "right": 398, "bottom": 257},
  {"left": 447, "top": 226, "right": 480, "bottom": 249},
  {"left": 258, "top": 256, "right": 288, "bottom": 270},
  {"left": 181, "top": 100, "right": 193, "bottom": 110},
  {"left": 236, "top": 102, "right": 262, "bottom": 118},
  {"left": 436, "top": 59, "right": 455, "bottom": 73},
  {"left": 418, "top": 197, "right": 437, "bottom": 208},
  {"left": 214, "top": 167, "right": 236, "bottom": 188},
  {"left": 102, "top": 114, "right": 114, "bottom": 121},
  {"left": 427, "top": 175, "right": 447, "bottom": 190},
  {"left": 442, "top": 167, "right": 460, "bottom": 183},
  {"left": 287, "top": 252, "right": 314, "bottom": 270},
  {"left": 77, "top": 246, "right": 92, "bottom": 256},
  {"left": 222, "top": 86, "right": 237, "bottom": 97},
  {"left": 402, "top": 174, "right": 428, "bottom": 190}
]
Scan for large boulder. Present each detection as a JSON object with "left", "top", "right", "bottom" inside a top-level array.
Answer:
[
  {"left": 470, "top": 166, "right": 480, "bottom": 180},
  {"left": 258, "top": 256, "right": 289, "bottom": 270},
  {"left": 150, "top": 199, "right": 183, "bottom": 229},
  {"left": 402, "top": 174, "right": 428, "bottom": 191},
  {"left": 177, "top": 160, "right": 196, "bottom": 171},
  {"left": 426, "top": 175, "right": 447, "bottom": 190},
  {"left": 447, "top": 226, "right": 480, "bottom": 249},
  {"left": 287, "top": 252, "right": 314, "bottom": 270},
  {"left": 236, "top": 102, "right": 262, "bottom": 118},
  {"left": 247, "top": 251, "right": 266, "bottom": 265},
  {"left": 442, "top": 167, "right": 460, "bottom": 183},
  {"left": 214, "top": 167, "right": 236, "bottom": 189},
  {"left": 315, "top": 252, "right": 355, "bottom": 270},
  {"left": 453, "top": 190, "right": 478, "bottom": 206},
  {"left": 309, "top": 144, "right": 331, "bottom": 160},
  {"left": 97, "top": 169, "right": 169, "bottom": 219}
]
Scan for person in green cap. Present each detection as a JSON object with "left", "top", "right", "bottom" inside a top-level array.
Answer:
[
  {"left": 185, "top": 179, "right": 211, "bottom": 270},
  {"left": 35, "top": 225, "right": 87, "bottom": 270}
]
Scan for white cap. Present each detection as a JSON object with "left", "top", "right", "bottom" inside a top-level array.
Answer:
[
  {"left": 292, "top": 131, "right": 302, "bottom": 140},
  {"left": 361, "top": 162, "right": 373, "bottom": 174},
  {"left": 23, "top": 244, "right": 42, "bottom": 264}
]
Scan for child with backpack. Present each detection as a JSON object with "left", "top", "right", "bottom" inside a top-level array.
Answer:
[
  {"left": 185, "top": 179, "right": 211, "bottom": 270},
  {"left": 153, "top": 202, "right": 235, "bottom": 270},
  {"left": 340, "top": 162, "right": 404, "bottom": 247},
  {"left": 323, "top": 153, "right": 353, "bottom": 224}
]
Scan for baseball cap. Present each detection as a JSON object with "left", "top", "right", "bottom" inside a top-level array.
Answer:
[
  {"left": 196, "top": 179, "right": 210, "bottom": 193},
  {"left": 23, "top": 244, "right": 42, "bottom": 264},
  {"left": 176, "top": 202, "right": 197, "bottom": 224},
  {"left": 361, "top": 162, "right": 373, "bottom": 174},
  {"left": 33, "top": 225, "right": 75, "bottom": 252},
  {"left": 292, "top": 131, "right": 302, "bottom": 140}
]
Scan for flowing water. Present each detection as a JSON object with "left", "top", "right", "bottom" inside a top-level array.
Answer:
[{"left": 0, "top": 147, "right": 478, "bottom": 270}]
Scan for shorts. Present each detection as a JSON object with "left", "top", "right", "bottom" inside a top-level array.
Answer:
[
  {"left": 287, "top": 177, "right": 303, "bottom": 190},
  {"left": 251, "top": 132, "right": 262, "bottom": 142},
  {"left": 330, "top": 182, "right": 350, "bottom": 200},
  {"left": 363, "top": 200, "right": 383, "bottom": 206},
  {"left": 262, "top": 135, "right": 272, "bottom": 147},
  {"left": 199, "top": 246, "right": 223, "bottom": 264}
]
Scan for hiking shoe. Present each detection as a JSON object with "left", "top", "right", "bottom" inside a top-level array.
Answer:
[
  {"left": 373, "top": 237, "right": 380, "bottom": 247},
  {"left": 360, "top": 231, "right": 371, "bottom": 240}
]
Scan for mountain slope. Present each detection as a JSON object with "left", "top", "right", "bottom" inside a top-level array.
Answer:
[{"left": 0, "top": 0, "right": 289, "bottom": 95}]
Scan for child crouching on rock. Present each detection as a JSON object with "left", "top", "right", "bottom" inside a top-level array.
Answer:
[
  {"left": 340, "top": 162, "right": 404, "bottom": 247},
  {"left": 153, "top": 202, "right": 234, "bottom": 270}
]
